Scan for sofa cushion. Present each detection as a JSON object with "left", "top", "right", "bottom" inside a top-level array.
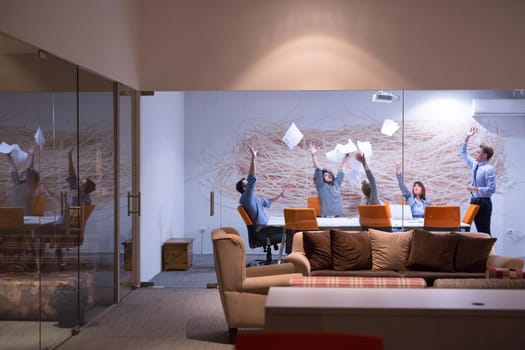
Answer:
[
  {"left": 368, "top": 229, "right": 413, "bottom": 271},
  {"left": 289, "top": 276, "right": 426, "bottom": 288},
  {"left": 302, "top": 231, "right": 332, "bottom": 271},
  {"left": 330, "top": 230, "right": 372, "bottom": 271},
  {"left": 311, "top": 270, "right": 402, "bottom": 277},
  {"left": 406, "top": 229, "right": 459, "bottom": 272},
  {"left": 455, "top": 235, "right": 497, "bottom": 272}
]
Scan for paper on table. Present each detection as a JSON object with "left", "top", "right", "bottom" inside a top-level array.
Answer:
[
  {"left": 357, "top": 141, "right": 373, "bottom": 157},
  {"left": 0, "top": 142, "right": 28, "bottom": 163},
  {"left": 381, "top": 119, "right": 400, "bottom": 136},
  {"left": 282, "top": 122, "right": 304, "bottom": 149},
  {"left": 34, "top": 127, "right": 46, "bottom": 149}
]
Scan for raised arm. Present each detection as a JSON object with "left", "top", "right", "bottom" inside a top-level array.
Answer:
[
  {"left": 309, "top": 143, "right": 320, "bottom": 169},
  {"left": 460, "top": 127, "right": 477, "bottom": 168},
  {"left": 26, "top": 144, "right": 35, "bottom": 170},
  {"left": 339, "top": 153, "right": 350, "bottom": 171},
  {"left": 67, "top": 145, "right": 76, "bottom": 179},
  {"left": 356, "top": 153, "right": 369, "bottom": 170},
  {"left": 6, "top": 152, "right": 20, "bottom": 184},
  {"left": 248, "top": 146, "right": 257, "bottom": 176},
  {"left": 395, "top": 161, "right": 411, "bottom": 199},
  {"left": 269, "top": 186, "right": 290, "bottom": 204},
  {"left": 464, "top": 127, "right": 478, "bottom": 143}
]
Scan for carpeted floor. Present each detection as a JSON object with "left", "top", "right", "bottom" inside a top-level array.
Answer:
[
  {"left": 55, "top": 287, "right": 234, "bottom": 350},
  {"left": 54, "top": 254, "right": 269, "bottom": 349},
  {"left": 150, "top": 254, "right": 268, "bottom": 288}
]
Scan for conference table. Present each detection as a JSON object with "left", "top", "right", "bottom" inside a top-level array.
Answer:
[
  {"left": 14, "top": 216, "right": 62, "bottom": 271},
  {"left": 267, "top": 216, "right": 470, "bottom": 262},
  {"left": 267, "top": 216, "right": 470, "bottom": 230}
]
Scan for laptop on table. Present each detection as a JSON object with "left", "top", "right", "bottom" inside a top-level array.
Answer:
[{"left": 389, "top": 204, "right": 414, "bottom": 220}]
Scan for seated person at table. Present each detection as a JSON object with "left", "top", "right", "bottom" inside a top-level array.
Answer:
[
  {"left": 356, "top": 153, "right": 382, "bottom": 204},
  {"left": 309, "top": 142, "right": 350, "bottom": 217},
  {"left": 236, "top": 146, "right": 288, "bottom": 232},
  {"left": 395, "top": 162, "right": 431, "bottom": 218}
]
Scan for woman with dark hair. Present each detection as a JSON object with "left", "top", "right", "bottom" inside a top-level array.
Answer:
[{"left": 395, "top": 162, "right": 431, "bottom": 218}]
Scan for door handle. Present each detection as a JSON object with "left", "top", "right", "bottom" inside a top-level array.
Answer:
[
  {"left": 210, "top": 191, "right": 214, "bottom": 216},
  {"left": 127, "top": 192, "right": 141, "bottom": 216}
]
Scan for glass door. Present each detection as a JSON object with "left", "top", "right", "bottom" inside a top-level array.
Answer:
[{"left": 117, "top": 84, "right": 140, "bottom": 300}]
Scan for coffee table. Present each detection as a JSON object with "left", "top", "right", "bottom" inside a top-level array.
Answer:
[{"left": 265, "top": 287, "right": 525, "bottom": 350}]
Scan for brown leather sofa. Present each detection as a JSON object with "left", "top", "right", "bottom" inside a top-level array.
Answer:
[{"left": 285, "top": 228, "right": 524, "bottom": 286}]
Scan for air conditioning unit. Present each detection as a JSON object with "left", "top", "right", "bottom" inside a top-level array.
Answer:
[{"left": 472, "top": 99, "right": 525, "bottom": 118}]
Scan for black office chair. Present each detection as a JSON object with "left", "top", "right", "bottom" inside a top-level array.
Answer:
[{"left": 237, "top": 206, "right": 280, "bottom": 265}]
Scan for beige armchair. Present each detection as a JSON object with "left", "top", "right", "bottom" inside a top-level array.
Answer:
[{"left": 211, "top": 227, "right": 301, "bottom": 341}]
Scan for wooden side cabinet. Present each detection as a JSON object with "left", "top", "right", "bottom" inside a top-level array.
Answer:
[{"left": 162, "top": 238, "right": 194, "bottom": 271}]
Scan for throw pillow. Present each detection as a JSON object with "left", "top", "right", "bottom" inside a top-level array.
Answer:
[
  {"left": 406, "top": 229, "right": 459, "bottom": 272},
  {"left": 368, "top": 228, "right": 413, "bottom": 271},
  {"left": 330, "top": 230, "right": 372, "bottom": 271},
  {"left": 302, "top": 231, "right": 332, "bottom": 270},
  {"left": 455, "top": 235, "right": 497, "bottom": 272}
]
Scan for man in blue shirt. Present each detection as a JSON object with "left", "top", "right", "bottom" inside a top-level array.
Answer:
[
  {"left": 236, "top": 146, "right": 288, "bottom": 231},
  {"left": 460, "top": 127, "right": 496, "bottom": 235},
  {"left": 309, "top": 143, "right": 350, "bottom": 217}
]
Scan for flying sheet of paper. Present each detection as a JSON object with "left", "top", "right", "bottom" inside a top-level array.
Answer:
[
  {"left": 357, "top": 141, "right": 373, "bottom": 157},
  {"left": 34, "top": 127, "right": 46, "bottom": 149},
  {"left": 0, "top": 142, "right": 28, "bottom": 163},
  {"left": 381, "top": 119, "right": 400, "bottom": 136},
  {"left": 325, "top": 148, "right": 341, "bottom": 163},
  {"left": 282, "top": 122, "right": 304, "bottom": 149},
  {"left": 341, "top": 138, "right": 357, "bottom": 153}
]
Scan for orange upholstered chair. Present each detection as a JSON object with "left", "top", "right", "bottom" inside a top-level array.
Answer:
[
  {"left": 30, "top": 196, "right": 46, "bottom": 216},
  {"left": 358, "top": 204, "right": 392, "bottom": 232},
  {"left": 279, "top": 208, "right": 319, "bottom": 262},
  {"left": 306, "top": 196, "right": 321, "bottom": 217},
  {"left": 461, "top": 204, "right": 480, "bottom": 232},
  {"left": 237, "top": 205, "right": 282, "bottom": 265},
  {"left": 423, "top": 205, "right": 461, "bottom": 231}
]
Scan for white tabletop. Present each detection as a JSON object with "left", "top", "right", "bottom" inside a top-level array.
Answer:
[
  {"left": 267, "top": 216, "right": 468, "bottom": 229},
  {"left": 266, "top": 287, "right": 525, "bottom": 313},
  {"left": 24, "top": 216, "right": 62, "bottom": 225}
]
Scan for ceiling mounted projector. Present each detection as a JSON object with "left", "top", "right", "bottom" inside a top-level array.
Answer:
[{"left": 372, "top": 91, "right": 398, "bottom": 103}]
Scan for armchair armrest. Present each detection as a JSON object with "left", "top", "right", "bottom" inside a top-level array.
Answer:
[
  {"left": 284, "top": 252, "right": 311, "bottom": 276},
  {"left": 242, "top": 273, "right": 302, "bottom": 295},
  {"left": 246, "top": 262, "right": 296, "bottom": 277},
  {"left": 487, "top": 254, "right": 525, "bottom": 270}
]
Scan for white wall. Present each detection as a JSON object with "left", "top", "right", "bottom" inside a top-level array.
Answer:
[
  {"left": 140, "top": 92, "right": 185, "bottom": 281},
  {"left": 0, "top": 0, "right": 141, "bottom": 89}
]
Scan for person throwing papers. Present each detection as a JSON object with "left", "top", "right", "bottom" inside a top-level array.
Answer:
[{"left": 309, "top": 142, "right": 350, "bottom": 217}]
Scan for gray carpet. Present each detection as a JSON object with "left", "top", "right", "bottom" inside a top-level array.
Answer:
[
  {"left": 55, "top": 254, "right": 270, "bottom": 349},
  {"left": 150, "top": 254, "right": 268, "bottom": 288},
  {"left": 55, "top": 288, "right": 234, "bottom": 350}
]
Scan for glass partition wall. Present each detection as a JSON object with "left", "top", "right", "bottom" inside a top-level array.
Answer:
[
  {"left": 0, "top": 33, "right": 120, "bottom": 349},
  {"left": 185, "top": 90, "right": 525, "bottom": 261}
]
